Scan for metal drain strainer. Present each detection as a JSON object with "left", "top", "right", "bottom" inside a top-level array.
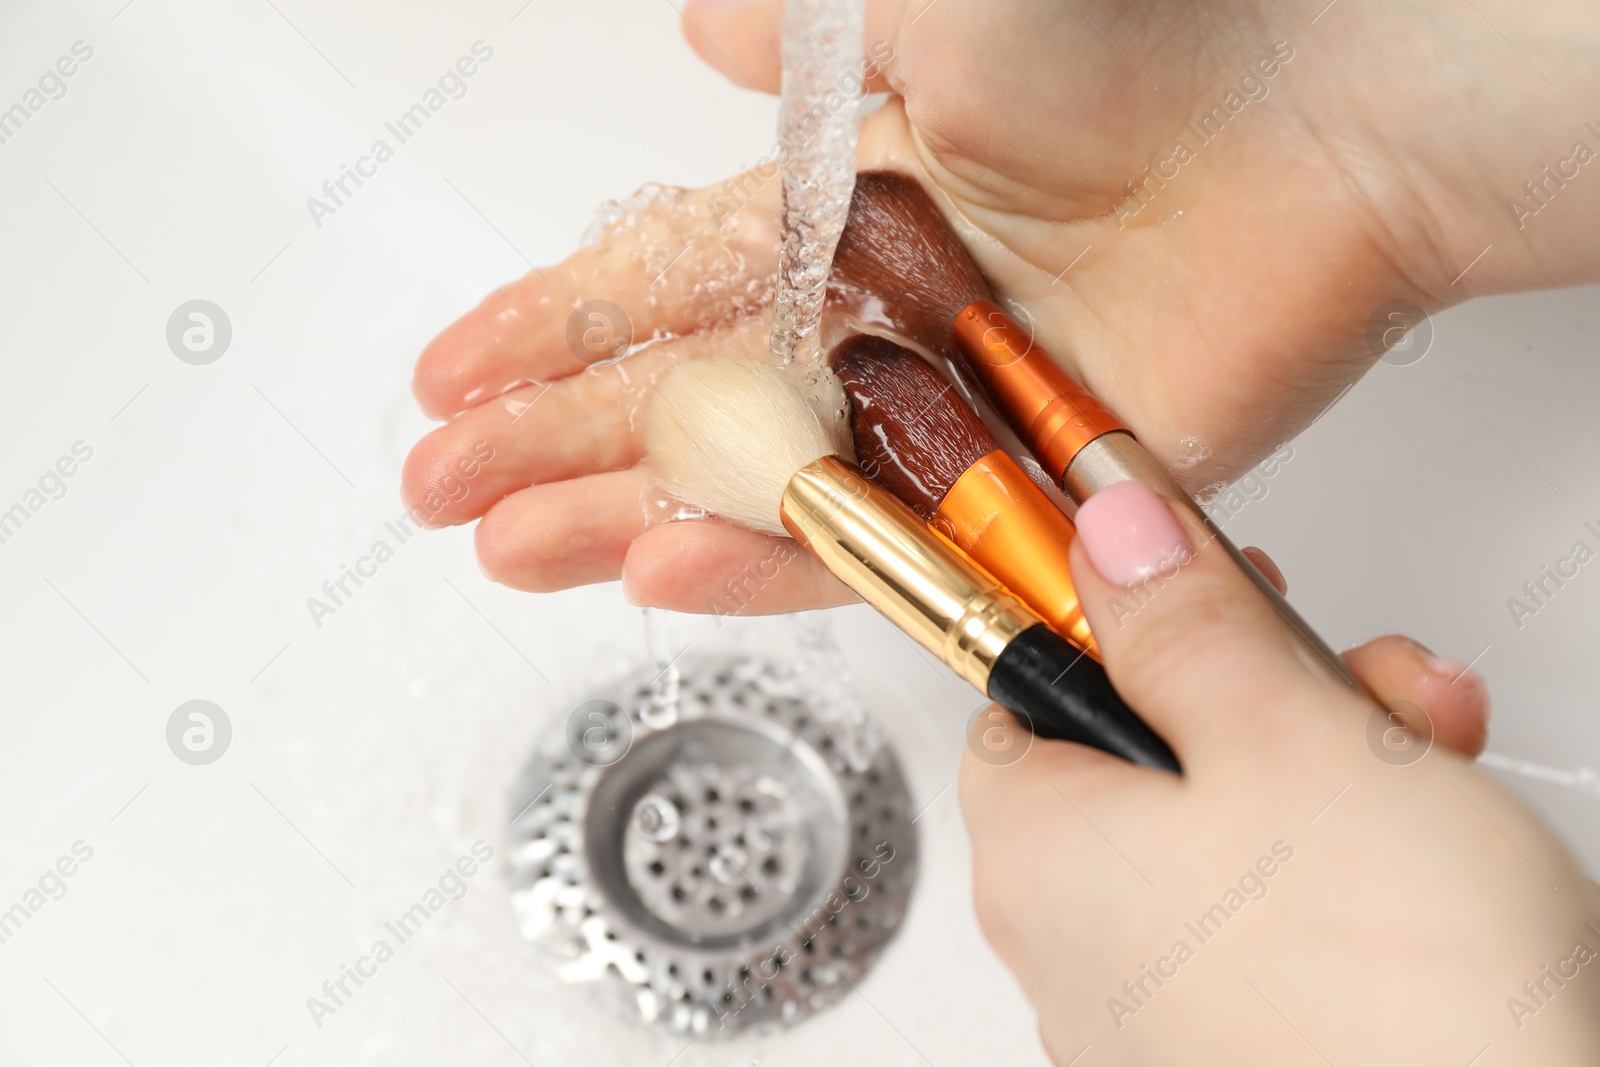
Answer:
[{"left": 505, "top": 653, "right": 919, "bottom": 1037}]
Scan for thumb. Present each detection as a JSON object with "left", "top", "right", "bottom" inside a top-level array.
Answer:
[
  {"left": 1069, "top": 480, "right": 1364, "bottom": 764},
  {"left": 681, "top": 0, "right": 784, "bottom": 92}
]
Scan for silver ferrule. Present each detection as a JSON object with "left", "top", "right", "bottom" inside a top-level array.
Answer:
[{"left": 1063, "top": 431, "right": 1363, "bottom": 693}]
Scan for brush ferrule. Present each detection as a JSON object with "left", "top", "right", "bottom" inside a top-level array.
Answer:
[
  {"left": 781, "top": 455, "right": 1038, "bottom": 692},
  {"left": 952, "top": 300, "right": 1129, "bottom": 483},
  {"left": 1064, "top": 432, "right": 1364, "bottom": 692}
]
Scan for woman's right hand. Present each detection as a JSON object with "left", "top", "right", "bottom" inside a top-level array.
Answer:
[{"left": 402, "top": 0, "right": 1596, "bottom": 718}]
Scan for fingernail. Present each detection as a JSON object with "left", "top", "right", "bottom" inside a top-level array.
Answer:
[
  {"left": 1076, "top": 480, "right": 1193, "bottom": 587},
  {"left": 1425, "top": 654, "right": 1479, "bottom": 688}
]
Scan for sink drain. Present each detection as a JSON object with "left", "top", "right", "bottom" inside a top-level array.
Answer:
[{"left": 505, "top": 652, "right": 919, "bottom": 1037}]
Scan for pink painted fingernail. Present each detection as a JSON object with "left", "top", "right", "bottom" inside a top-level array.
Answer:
[{"left": 1076, "top": 481, "right": 1193, "bottom": 587}]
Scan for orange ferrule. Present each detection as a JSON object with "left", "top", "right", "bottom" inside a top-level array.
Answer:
[
  {"left": 951, "top": 300, "right": 1129, "bottom": 484},
  {"left": 931, "top": 449, "right": 1099, "bottom": 659}
]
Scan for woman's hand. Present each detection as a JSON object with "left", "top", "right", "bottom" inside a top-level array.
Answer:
[
  {"left": 679, "top": 0, "right": 1600, "bottom": 480},
  {"left": 962, "top": 479, "right": 1600, "bottom": 1065},
  {"left": 403, "top": 0, "right": 1596, "bottom": 654}
]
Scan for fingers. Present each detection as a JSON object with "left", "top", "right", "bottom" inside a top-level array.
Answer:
[
  {"left": 622, "top": 519, "right": 855, "bottom": 614},
  {"left": 1068, "top": 480, "right": 1363, "bottom": 763},
  {"left": 1342, "top": 635, "right": 1489, "bottom": 758},
  {"left": 471, "top": 467, "right": 857, "bottom": 613},
  {"left": 475, "top": 468, "right": 654, "bottom": 592},
  {"left": 472, "top": 463, "right": 857, "bottom": 612},
  {"left": 403, "top": 315, "right": 775, "bottom": 527},
  {"left": 680, "top": 0, "right": 902, "bottom": 95},
  {"left": 412, "top": 176, "right": 780, "bottom": 420},
  {"left": 680, "top": 0, "right": 782, "bottom": 92},
  {"left": 404, "top": 352, "right": 674, "bottom": 527}
]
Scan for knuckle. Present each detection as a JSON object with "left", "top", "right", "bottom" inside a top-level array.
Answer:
[{"left": 1110, "top": 569, "right": 1273, "bottom": 687}]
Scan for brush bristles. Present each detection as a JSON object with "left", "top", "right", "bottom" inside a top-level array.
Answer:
[
  {"left": 646, "top": 358, "right": 839, "bottom": 536},
  {"left": 832, "top": 171, "right": 994, "bottom": 350},
  {"left": 829, "top": 335, "right": 998, "bottom": 518}
]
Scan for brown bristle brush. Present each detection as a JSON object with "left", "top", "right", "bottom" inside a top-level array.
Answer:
[
  {"left": 647, "top": 356, "right": 1179, "bottom": 773},
  {"left": 828, "top": 332, "right": 1097, "bottom": 657},
  {"left": 832, "top": 170, "right": 1362, "bottom": 692}
]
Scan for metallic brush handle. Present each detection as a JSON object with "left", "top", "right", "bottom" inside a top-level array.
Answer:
[
  {"left": 781, "top": 455, "right": 1180, "bottom": 770},
  {"left": 949, "top": 300, "right": 1362, "bottom": 693},
  {"left": 1062, "top": 431, "right": 1363, "bottom": 692}
]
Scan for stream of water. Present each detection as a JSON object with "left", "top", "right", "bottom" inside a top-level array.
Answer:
[
  {"left": 768, "top": 0, "right": 865, "bottom": 366},
  {"left": 645, "top": 0, "right": 874, "bottom": 757}
]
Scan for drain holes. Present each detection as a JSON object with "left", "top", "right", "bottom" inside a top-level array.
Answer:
[{"left": 507, "top": 653, "right": 918, "bottom": 1037}]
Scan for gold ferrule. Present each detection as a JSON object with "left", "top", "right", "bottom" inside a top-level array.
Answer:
[{"left": 780, "top": 455, "right": 1040, "bottom": 693}]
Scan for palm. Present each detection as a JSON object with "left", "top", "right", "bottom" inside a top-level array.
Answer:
[
  {"left": 844, "top": 3, "right": 1469, "bottom": 492},
  {"left": 404, "top": 0, "right": 1590, "bottom": 613}
]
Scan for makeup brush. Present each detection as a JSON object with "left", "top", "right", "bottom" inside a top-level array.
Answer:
[
  {"left": 648, "top": 357, "right": 1179, "bottom": 773},
  {"left": 828, "top": 333, "right": 1097, "bottom": 658},
  {"left": 833, "top": 171, "right": 1361, "bottom": 692}
]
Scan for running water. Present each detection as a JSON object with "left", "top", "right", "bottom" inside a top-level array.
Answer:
[
  {"left": 791, "top": 613, "right": 881, "bottom": 772},
  {"left": 768, "top": 0, "right": 865, "bottom": 365},
  {"left": 768, "top": 0, "right": 878, "bottom": 766},
  {"left": 641, "top": 607, "right": 681, "bottom": 729}
]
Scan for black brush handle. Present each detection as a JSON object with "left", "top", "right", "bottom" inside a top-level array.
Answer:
[{"left": 987, "top": 625, "right": 1181, "bottom": 773}]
